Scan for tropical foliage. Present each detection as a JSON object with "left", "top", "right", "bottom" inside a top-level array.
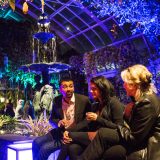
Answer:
[{"left": 0, "top": 115, "right": 17, "bottom": 128}]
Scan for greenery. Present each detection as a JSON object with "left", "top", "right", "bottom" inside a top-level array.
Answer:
[
  {"left": 0, "top": 102, "right": 5, "bottom": 112},
  {"left": 0, "top": 115, "right": 17, "bottom": 128},
  {"left": 69, "top": 42, "right": 160, "bottom": 101}
]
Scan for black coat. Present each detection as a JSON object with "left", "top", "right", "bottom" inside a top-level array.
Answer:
[
  {"left": 119, "top": 93, "right": 160, "bottom": 149},
  {"left": 88, "top": 96, "right": 124, "bottom": 131}
]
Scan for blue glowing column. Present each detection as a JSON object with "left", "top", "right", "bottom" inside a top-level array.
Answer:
[{"left": 7, "top": 143, "right": 32, "bottom": 160}]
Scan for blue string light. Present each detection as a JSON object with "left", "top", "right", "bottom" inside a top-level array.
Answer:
[
  {"left": 80, "top": 0, "right": 160, "bottom": 93},
  {"left": 81, "top": 0, "right": 160, "bottom": 53}
]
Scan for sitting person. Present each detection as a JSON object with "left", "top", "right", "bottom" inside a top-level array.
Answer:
[
  {"left": 32, "top": 77, "right": 91, "bottom": 160},
  {"left": 77, "top": 64, "right": 160, "bottom": 160},
  {"left": 57, "top": 76, "right": 125, "bottom": 160},
  {"left": 5, "top": 99, "right": 15, "bottom": 117}
]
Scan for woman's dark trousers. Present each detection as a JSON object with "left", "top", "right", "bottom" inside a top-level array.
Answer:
[{"left": 79, "top": 128, "right": 126, "bottom": 160}]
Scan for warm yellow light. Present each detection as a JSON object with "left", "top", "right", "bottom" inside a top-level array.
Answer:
[{"left": 22, "top": 2, "right": 28, "bottom": 14}]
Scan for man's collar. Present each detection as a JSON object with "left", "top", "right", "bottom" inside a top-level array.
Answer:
[{"left": 63, "top": 93, "right": 75, "bottom": 104}]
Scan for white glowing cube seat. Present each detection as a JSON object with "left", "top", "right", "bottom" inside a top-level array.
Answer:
[{"left": 7, "top": 142, "right": 32, "bottom": 160}]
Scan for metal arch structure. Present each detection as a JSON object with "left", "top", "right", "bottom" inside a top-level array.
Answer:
[{"left": 2, "top": 0, "right": 152, "bottom": 55}]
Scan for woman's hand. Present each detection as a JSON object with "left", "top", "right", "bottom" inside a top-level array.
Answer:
[
  {"left": 86, "top": 112, "right": 98, "bottom": 121},
  {"left": 62, "top": 131, "right": 72, "bottom": 144}
]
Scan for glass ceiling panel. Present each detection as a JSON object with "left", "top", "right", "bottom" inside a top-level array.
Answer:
[
  {"left": 67, "top": 38, "right": 86, "bottom": 53},
  {"left": 53, "top": 14, "right": 80, "bottom": 34},
  {"left": 84, "top": 30, "right": 103, "bottom": 48},
  {"left": 76, "top": 34, "right": 94, "bottom": 51},
  {"left": 58, "top": 0, "right": 71, "bottom": 3},
  {"left": 58, "top": 41, "right": 72, "bottom": 55},
  {"left": 32, "top": 0, "right": 41, "bottom": 6},
  {"left": 78, "top": 12, "right": 96, "bottom": 26},
  {"left": 50, "top": 2, "right": 62, "bottom": 10},
  {"left": 103, "top": 19, "right": 116, "bottom": 30},
  {"left": 33, "top": 9, "right": 42, "bottom": 17},
  {"left": 63, "top": 23, "right": 79, "bottom": 34},
  {"left": 116, "top": 28, "right": 127, "bottom": 40},
  {"left": 44, "top": 5, "right": 54, "bottom": 15},
  {"left": 99, "top": 15, "right": 111, "bottom": 21},
  {"left": 26, "top": 3, "right": 38, "bottom": 13},
  {"left": 45, "top": 1, "right": 55, "bottom": 7},
  {"left": 50, "top": 21, "right": 71, "bottom": 38},
  {"left": 93, "top": 26, "right": 112, "bottom": 45},
  {"left": 70, "top": 17, "right": 88, "bottom": 30},
  {"left": 60, "top": 8, "right": 75, "bottom": 21},
  {"left": 68, "top": 4, "right": 83, "bottom": 15},
  {"left": 122, "top": 23, "right": 132, "bottom": 36},
  {"left": 54, "top": 14, "right": 67, "bottom": 25}
]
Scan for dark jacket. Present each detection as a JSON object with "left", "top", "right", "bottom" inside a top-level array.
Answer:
[
  {"left": 49, "top": 93, "right": 91, "bottom": 132},
  {"left": 118, "top": 93, "right": 160, "bottom": 149},
  {"left": 88, "top": 96, "right": 124, "bottom": 131}
]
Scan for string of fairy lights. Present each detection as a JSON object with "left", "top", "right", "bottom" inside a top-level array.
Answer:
[{"left": 80, "top": 0, "right": 160, "bottom": 53}]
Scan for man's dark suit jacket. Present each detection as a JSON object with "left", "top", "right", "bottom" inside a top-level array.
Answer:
[{"left": 49, "top": 93, "right": 91, "bottom": 132}]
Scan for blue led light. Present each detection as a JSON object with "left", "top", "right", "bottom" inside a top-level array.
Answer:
[{"left": 81, "top": 0, "right": 160, "bottom": 52}]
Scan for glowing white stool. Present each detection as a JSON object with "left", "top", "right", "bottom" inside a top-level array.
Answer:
[{"left": 7, "top": 142, "right": 32, "bottom": 160}]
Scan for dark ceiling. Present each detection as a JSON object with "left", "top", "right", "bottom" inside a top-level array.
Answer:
[{"left": 0, "top": 0, "right": 153, "bottom": 55}]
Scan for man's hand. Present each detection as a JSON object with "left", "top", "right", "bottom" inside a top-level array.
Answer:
[
  {"left": 86, "top": 112, "right": 98, "bottom": 121},
  {"left": 63, "top": 131, "right": 72, "bottom": 144},
  {"left": 58, "top": 119, "right": 69, "bottom": 128}
]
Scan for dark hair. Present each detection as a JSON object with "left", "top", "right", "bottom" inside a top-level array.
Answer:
[
  {"left": 90, "top": 75, "right": 115, "bottom": 106},
  {"left": 59, "top": 77, "right": 74, "bottom": 86}
]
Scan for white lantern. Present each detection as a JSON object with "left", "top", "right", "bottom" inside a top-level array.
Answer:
[{"left": 7, "top": 143, "right": 32, "bottom": 160}]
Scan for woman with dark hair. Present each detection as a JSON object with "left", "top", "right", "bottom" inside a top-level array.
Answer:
[
  {"left": 77, "top": 64, "right": 160, "bottom": 160},
  {"left": 57, "top": 75, "right": 125, "bottom": 160}
]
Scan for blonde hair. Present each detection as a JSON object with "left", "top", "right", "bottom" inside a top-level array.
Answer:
[{"left": 121, "top": 64, "right": 157, "bottom": 100}]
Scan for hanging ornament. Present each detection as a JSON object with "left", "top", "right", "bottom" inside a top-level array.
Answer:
[
  {"left": 110, "top": 24, "right": 118, "bottom": 39},
  {"left": 23, "top": 2, "right": 28, "bottom": 14},
  {"left": 9, "top": 0, "right": 15, "bottom": 11},
  {"left": 41, "top": 0, "right": 45, "bottom": 13}
]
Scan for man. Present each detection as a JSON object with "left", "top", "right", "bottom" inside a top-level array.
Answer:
[{"left": 32, "top": 77, "right": 91, "bottom": 160}]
